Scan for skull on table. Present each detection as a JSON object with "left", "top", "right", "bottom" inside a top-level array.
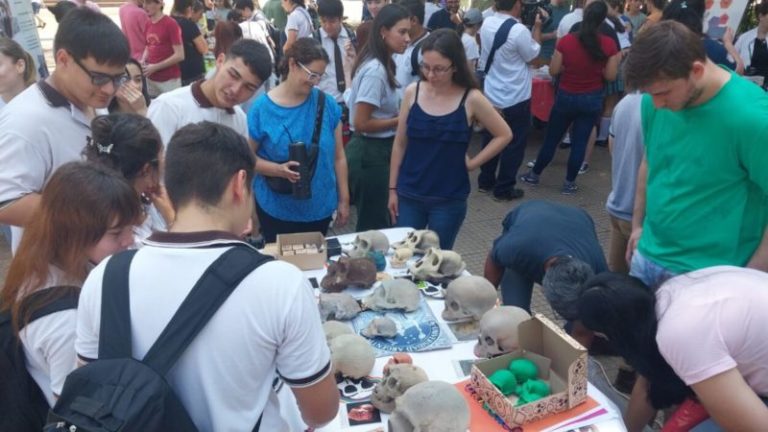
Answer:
[
  {"left": 408, "top": 248, "right": 466, "bottom": 283},
  {"left": 320, "top": 257, "right": 377, "bottom": 293},
  {"left": 362, "top": 279, "right": 420, "bottom": 312},
  {"left": 473, "top": 306, "right": 531, "bottom": 358},
  {"left": 345, "top": 230, "right": 390, "bottom": 258},
  {"left": 388, "top": 381, "right": 470, "bottom": 432},
  {"left": 319, "top": 293, "right": 362, "bottom": 321},
  {"left": 389, "top": 248, "right": 414, "bottom": 269},
  {"left": 442, "top": 276, "right": 498, "bottom": 322},
  {"left": 391, "top": 230, "right": 440, "bottom": 254},
  {"left": 361, "top": 317, "right": 398, "bottom": 339},
  {"left": 371, "top": 364, "right": 429, "bottom": 413},
  {"left": 330, "top": 334, "right": 376, "bottom": 379},
  {"left": 323, "top": 320, "right": 354, "bottom": 344}
]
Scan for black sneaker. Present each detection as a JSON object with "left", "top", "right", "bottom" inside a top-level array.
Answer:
[
  {"left": 492, "top": 189, "right": 525, "bottom": 201},
  {"left": 561, "top": 182, "right": 579, "bottom": 195},
  {"left": 478, "top": 185, "right": 494, "bottom": 194}
]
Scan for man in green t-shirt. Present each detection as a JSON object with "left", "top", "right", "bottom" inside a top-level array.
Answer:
[
  {"left": 624, "top": 21, "right": 768, "bottom": 290},
  {"left": 263, "top": 0, "right": 287, "bottom": 31}
]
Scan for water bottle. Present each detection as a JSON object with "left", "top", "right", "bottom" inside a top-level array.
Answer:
[{"left": 289, "top": 141, "right": 311, "bottom": 199}]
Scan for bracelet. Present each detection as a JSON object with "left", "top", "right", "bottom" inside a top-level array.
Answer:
[{"left": 389, "top": 187, "right": 397, "bottom": 190}]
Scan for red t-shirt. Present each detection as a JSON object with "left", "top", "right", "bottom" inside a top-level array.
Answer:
[
  {"left": 145, "top": 15, "right": 183, "bottom": 82},
  {"left": 556, "top": 33, "right": 618, "bottom": 93}
]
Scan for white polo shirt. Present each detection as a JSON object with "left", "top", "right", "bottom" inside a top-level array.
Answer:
[
  {"left": 393, "top": 30, "right": 430, "bottom": 100},
  {"left": 0, "top": 81, "right": 102, "bottom": 253},
  {"left": 147, "top": 80, "right": 248, "bottom": 146},
  {"left": 479, "top": 12, "right": 540, "bottom": 108},
  {"left": 557, "top": 8, "right": 582, "bottom": 38},
  {"left": 317, "top": 27, "right": 354, "bottom": 103},
  {"left": 76, "top": 232, "right": 332, "bottom": 432}
]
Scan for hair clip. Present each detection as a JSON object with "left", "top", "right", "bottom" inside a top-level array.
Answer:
[{"left": 87, "top": 136, "right": 113, "bottom": 155}]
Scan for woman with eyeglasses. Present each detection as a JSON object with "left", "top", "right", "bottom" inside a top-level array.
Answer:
[
  {"left": 83, "top": 113, "right": 173, "bottom": 246},
  {"left": 248, "top": 37, "right": 349, "bottom": 242},
  {"left": 108, "top": 58, "right": 151, "bottom": 115},
  {"left": 0, "top": 162, "right": 140, "bottom": 425},
  {"left": 387, "top": 29, "right": 510, "bottom": 249}
]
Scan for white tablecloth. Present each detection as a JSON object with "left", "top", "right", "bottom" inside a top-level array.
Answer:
[{"left": 276, "top": 228, "right": 626, "bottom": 432}]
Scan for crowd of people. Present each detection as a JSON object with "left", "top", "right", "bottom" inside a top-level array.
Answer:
[{"left": 0, "top": 0, "right": 768, "bottom": 430}]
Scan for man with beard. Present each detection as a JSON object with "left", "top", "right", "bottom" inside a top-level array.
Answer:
[
  {"left": 624, "top": 21, "right": 768, "bottom": 289},
  {"left": 0, "top": 8, "right": 130, "bottom": 252},
  {"left": 148, "top": 38, "right": 272, "bottom": 145},
  {"left": 427, "top": 0, "right": 462, "bottom": 30}
]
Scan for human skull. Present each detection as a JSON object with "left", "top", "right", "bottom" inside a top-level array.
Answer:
[
  {"left": 442, "top": 276, "right": 498, "bottom": 322},
  {"left": 346, "top": 230, "right": 390, "bottom": 258},
  {"left": 408, "top": 248, "right": 466, "bottom": 283},
  {"left": 362, "top": 279, "right": 420, "bottom": 312},
  {"left": 330, "top": 334, "right": 375, "bottom": 379},
  {"left": 371, "top": 364, "right": 429, "bottom": 413},
  {"left": 390, "top": 248, "right": 414, "bottom": 269},
  {"left": 388, "top": 381, "right": 470, "bottom": 432},
  {"left": 392, "top": 230, "right": 441, "bottom": 254},
  {"left": 323, "top": 320, "right": 354, "bottom": 344},
  {"left": 361, "top": 317, "right": 398, "bottom": 338},
  {"left": 474, "top": 306, "right": 531, "bottom": 358},
  {"left": 320, "top": 257, "right": 377, "bottom": 293},
  {"left": 319, "top": 293, "right": 362, "bottom": 321}
]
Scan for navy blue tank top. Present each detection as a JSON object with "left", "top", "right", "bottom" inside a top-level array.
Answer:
[{"left": 397, "top": 81, "right": 472, "bottom": 202}]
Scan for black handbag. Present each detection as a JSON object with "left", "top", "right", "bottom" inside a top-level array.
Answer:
[{"left": 264, "top": 93, "right": 325, "bottom": 195}]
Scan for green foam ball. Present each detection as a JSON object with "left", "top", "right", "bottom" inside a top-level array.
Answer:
[
  {"left": 508, "top": 358, "right": 538, "bottom": 382},
  {"left": 489, "top": 369, "right": 518, "bottom": 396},
  {"left": 521, "top": 379, "right": 551, "bottom": 398}
]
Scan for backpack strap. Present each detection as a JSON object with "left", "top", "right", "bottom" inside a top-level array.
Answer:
[
  {"left": 98, "top": 249, "right": 139, "bottom": 359},
  {"left": 483, "top": 17, "right": 517, "bottom": 75},
  {"left": 410, "top": 32, "right": 430, "bottom": 76},
  {"left": 141, "top": 245, "right": 273, "bottom": 376},
  {"left": 21, "top": 286, "right": 80, "bottom": 329}
]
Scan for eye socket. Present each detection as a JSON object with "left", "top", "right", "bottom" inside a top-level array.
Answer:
[
  {"left": 449, "top": 301, "right": 459, "bottom": 311},
  {"left": 485, "top": 336, "right": 495, "bottom": 346}
]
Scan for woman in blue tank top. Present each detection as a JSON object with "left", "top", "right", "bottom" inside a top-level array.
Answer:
[{"left": 388, "top": 29, "right": 512, "bottom": 249}]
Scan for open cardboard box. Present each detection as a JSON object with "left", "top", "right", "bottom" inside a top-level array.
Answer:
[
  {"left": 470, "top": 313, "right": 588, "bottom": 428},
  {"left": 275, "top": 232, "right": 327, "bottom": 270}
]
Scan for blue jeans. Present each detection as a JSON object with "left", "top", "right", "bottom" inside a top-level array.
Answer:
[
  {"left": 629, "top": 250, "right": 678, "bottom": 291},
  {"left": 499, "top": 267, "right": 534, "bottom": 313},
  {"left": 532, "top": 89, "right": 603, "bottom": 182},
  {"left": 478, "top": 99, "right": 531, "bottom": 194},
  {"left": 396, "top": 195, "right": 467, "bottom": 250}
]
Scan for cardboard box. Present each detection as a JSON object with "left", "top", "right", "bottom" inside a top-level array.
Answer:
[
  {"left": 276, "top": 232, "right": 327, "bottom": 270},
  {"left": 470, "top": 313, "right": 588, "bottom": 428}
]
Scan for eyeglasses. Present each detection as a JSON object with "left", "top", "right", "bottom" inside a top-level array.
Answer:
[
  {"left": 70, "top": 53, "right": 129, "bottom": 88},
  {"left": 419, "top": 62, "right": 454, "bottom": 76},
  {"left": 297, "top": 61, "right": 326, "bottom": 82}
]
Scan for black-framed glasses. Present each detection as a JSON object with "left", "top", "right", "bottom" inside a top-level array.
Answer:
[
  {"left": 298, "top": 61, "right": 326, "bottom": 82},
  {"left": 70, "top": 52, "right": 129, "bottom": 88},
  {"left": 419, "top": 62, "right": 454, "bottom": 75}
]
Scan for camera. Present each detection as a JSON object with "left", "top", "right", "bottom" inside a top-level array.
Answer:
[
  {"left": 288, "top": 141, "right": 312, "bottom": 200},
  {"left": 521, "top": 0, "right": 552, "bottom": 28}
]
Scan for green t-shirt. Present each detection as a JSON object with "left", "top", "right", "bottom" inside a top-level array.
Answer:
[
  {"left": 263, "top": 0, "right": 287, "bottom": 32},
  {"left": 639, "top": 71, "right": 768, "bottom": 273}
]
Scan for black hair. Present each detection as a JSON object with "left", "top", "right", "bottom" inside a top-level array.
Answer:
[
  {"left": 396, "top": 0, "right": 425, "bottom": 25},
  {"left": 419, "top": 29, "right": 479, "bottom": 89},
  {"left": 604, "top": 0, "right": 626, "bottom": 33},
  {"left": 759, "top": 0, "right": 768, "bottom": 16},
  {"left": 317, "top": 0, "right": 344, "bottom": 18},
  {"left": 49, "top": 1, "right": 77, "bottom": 23},
  {"left": 287, "top": 0, "right": 306, "bottom": 7},
  {"left": 495, "top": 0, "right": 520, "bottom": 12},
  {"left": 54, "top": 7, "right": 130, "bottom": 67},
  {"left": 579, "top": 1, "right": 609, "bottom": 61},
  {"left": 172, "top": 0, "right": 193, "bottom": 14},
  {"left": 84, "top": 114, "right": 162, "bottom": 182},
  {"left": 226, "top": 38, "right": 274, "bottom": 82},
  {"left": 648, "top": 0, "right": 666, "bottom": 10},
  {"left": 227, "top": 9, "right": 244, "bottom": 21},
  {"left": 578, "top": 273, "right": 695, "bottom": 409},
  {"left": 541, "top": 256, "right": 594, "bottom": 321},
  {"left": 108, "top": 58, "right": 151, "bottom": 113},
  {"left": 192, "top": 0, "right": 205, "bottom": 12},
  {"left": 165, "top": 122, "right": 256, "bottom": 209},
  {"left": 280, "top": 37, "right": 329, "bottom": 79},
  {"left": 353, "top": 4, "right": 411, "bottom": 88},
  {"left": 662, "top": 0, "right": 705, "bottom": 35},
  {"left": 233, "top": 0, "right": 255, "bottom": 10}
]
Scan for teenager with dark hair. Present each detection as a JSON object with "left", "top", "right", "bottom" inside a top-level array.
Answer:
[
  {"left": 109, "top": 58, "right": 151, "bottom": 115},
  {"left": 0, "top": 161, "right": 140, "bottom": 412},
  {"left": 736, "top": 0, "right": 768, "bottom": 84},
  {"left": 624, "top": 21, "right": 768, "bottom": 289},
  {"left": 148, "top": 38, "right": 272, "bottom": 144},
  {"left": 84, "top": 114, "right": 173, "bottom": 244},
  {"left": 142, "top": 0, "right": 185, "bottom": 97},
  {"left": 172, "top": 0, "right": 209, "bottom": 85},
  {"left": 579, "top": 269, "right": 768, "bottom": 431},
  {"left": 393, "top": 0, "right": 429, "bottom": 96},
  {"left": 521, "top": 1, "right": 620, "bottom": 194},
  {"left": 282, "top": 0, "right": 314, "bottom": 52},
  {"left": 355, "top": 0, "right": 390, "bottom": 51},
  {"left": 0, "top": 7, "right": 131, "bottom": 253},
  {"left": 76, "top": 121, "right": 340, "bottom": 431},
  {"left": 638, "top": 0, "right": 664, "bottom": 31},
  {"left": 388, "top": 29, "right": 510, "bottom": 249},
  {"left": 249, "top": 37, "right": 349, "bottom": 241},
  {"left": 0, "top": 37, "right": 36, "bottom": 108},
  {"left": 346, "top": 3, "right": 410, "bottom": 231},
  {"left": 120, "top": 0, "right": 150, "bottom": 61}
]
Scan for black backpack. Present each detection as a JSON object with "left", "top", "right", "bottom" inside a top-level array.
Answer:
[
  {"left": 46, "top": 245, "right": 272, "bottom": 432},
  {"left": 0, "top": 286, "right": 79, "bottom": 432}
]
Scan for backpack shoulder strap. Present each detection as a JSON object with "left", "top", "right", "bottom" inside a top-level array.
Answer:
[
  {"left": 344, "top": 24, "right": 357, "bottom": 48},
  {"left": 22, "top": 286, "right": 80, "bottom": 327},
  {"left": 484, "top": 17, "right": 517, "bottom": 74},
  {"left": 313, "top": 28, "right": 321, "bottom": 41},
  {"left": 410, "top": 35, "right": 428, "bottom": 76},
  {"left": 310, "top": 89, "right": 326, "bottom": 148},
  {"left": 142, "top": 245, "right": 273, "bottom": 375},
  {"left": 98, "top": 249, "right": 139, "bottom": 359}
]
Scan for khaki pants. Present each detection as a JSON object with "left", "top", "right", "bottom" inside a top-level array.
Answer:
[
  {"left": 608, "top": 214, "right": 632, "bottom": 274},
  {"left": 147, "top": 77, "right": 181, "bottom": 98}
]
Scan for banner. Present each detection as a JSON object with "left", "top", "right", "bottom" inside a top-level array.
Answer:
[
  {"left": 0, "top": 0, "right": 49, "bottom": 77},
  {"left": 704, "top": 0, "right": 751, "bottom": 39}
]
